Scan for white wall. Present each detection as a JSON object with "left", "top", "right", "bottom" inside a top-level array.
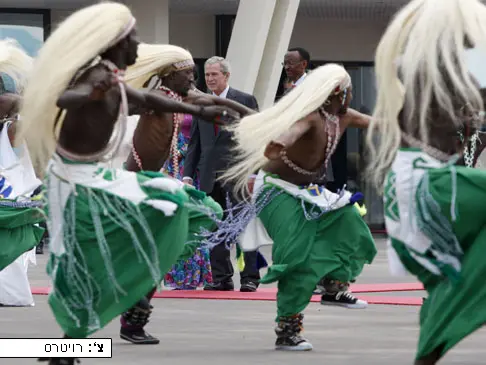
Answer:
[
  {"left": 51, "top": 9, "right": 215, "bottom": 58},
  {"left": 169, "top": 15, "right": 388, "bottom": 61},
  {"left": 50, "top": 10, "right": 386, "bottom": 62},
  {"left": 169, "top": 15, "right": 215, "bottom": 59},
  {"left": 290, "top": 18, "right": 388, "bottom": 62}
]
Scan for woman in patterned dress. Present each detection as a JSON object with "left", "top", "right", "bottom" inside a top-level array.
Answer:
[{"left": 163, "top": 72, "right": 213, "bottom": 289}]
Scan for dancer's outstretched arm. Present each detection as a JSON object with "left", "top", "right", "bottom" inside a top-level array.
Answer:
[
  {"left": 57, "top": 66, "right": 118, "bottom": 108},
  {"left": 185, "top": 89, "right": 256, "bottom": 117},
  {"left": 126, "top": 86, "right": 240, "bottom": 123},
  {"left": 56, "top": 66, "right": 239, "bottom": 123},
  {"left": 341, "top": 108, "right": 371, "bottom": 129},
  {"left": 57, "top": 84, "right": 104, "bottom": 109}
]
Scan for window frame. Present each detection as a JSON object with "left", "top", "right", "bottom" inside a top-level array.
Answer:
[{"left": 0, "top": 8, "right": 51, "bottom": 40}]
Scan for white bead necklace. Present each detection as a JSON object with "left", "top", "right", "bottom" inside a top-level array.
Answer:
[
  {"left": 279, "top": 108, "right": 340, "bottom": 180},
  {"left": 158, "top": 86, "right": 183, "bottom": 178},
  {"left": 458, "top": 130, "right": 479, "bottom": 168}
]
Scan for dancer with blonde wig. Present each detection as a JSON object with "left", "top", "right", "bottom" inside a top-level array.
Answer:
[
  {"left": 0, "top": 38, "right": 32, "bottom": 94},
  {"left": 203, "top": 64, "right": 376, "bottom": 351},
  {"left": 367, "top": 0, "right": 486, "bottom": 363},
  {"left": 0, "top": 39, "right": 45, "bottom": 307},
  {"left": 120, "top": 43, "right": 245, "bottom": 344},
  {"left": 0, "top": 38, "right": 30, "bottom": 150},
  {"left": 15, "top": 3, "right": 232, "bottom": 364}
]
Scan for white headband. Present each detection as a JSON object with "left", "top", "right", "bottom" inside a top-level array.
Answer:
[
  {"left": 159, "top": 59, "right": 195, "bottom": 77},
  {"left": 107, "top": 16, "right": 137, "bottom": 49},
  {"left": 173, "top": 59, "right": 194, "bottom": 70}
]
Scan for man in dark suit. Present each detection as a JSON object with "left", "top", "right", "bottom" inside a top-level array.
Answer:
[{"left": 183, "top": 56, "right": 260, "bottom": 292}]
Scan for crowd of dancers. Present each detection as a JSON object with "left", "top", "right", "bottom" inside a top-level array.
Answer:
[{"left": 1, "top": 0, "right": 486, "bottom": 364}]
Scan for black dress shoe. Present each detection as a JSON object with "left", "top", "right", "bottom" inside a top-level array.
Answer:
[
  {"left": 240, "top": 282, "right": 258, "bottom": 292},
  {"left": 204, "top": 281, "right": 234, "bottom": 291}
]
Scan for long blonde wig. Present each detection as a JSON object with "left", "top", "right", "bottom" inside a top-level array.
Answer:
[
  {"left": 16, "top": 1, "right": 136, "bottom": 171},
  {"left": 125, "top": 44, "right": 194, "bottom": 89},
  {"left": 366, "top": 0, "right": 486, "bottom": 191},
  {"left": 0, "top": 38, "right": 33, "bottom": 93},
  {"left": 221, "top": 63, "right": 351, "bottom": 198}
]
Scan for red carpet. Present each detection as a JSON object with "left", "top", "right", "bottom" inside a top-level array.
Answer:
[
  {"left": 150, "top": 289, "right": 422, "bottom": 306},
  {"left": 350, "top": 282, "right": 423, "bottom": 293},
  {"left": 31, "top": 282, "right": 424, "bottom": 306}
]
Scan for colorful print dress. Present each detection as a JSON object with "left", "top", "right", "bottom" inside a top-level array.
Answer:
[{"left": 163, "top": 114, "right": 212, "bottom": 289}]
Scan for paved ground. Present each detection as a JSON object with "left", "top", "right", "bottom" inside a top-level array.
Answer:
[{"left": 2, "top": 236, "right": 486, "bottom": 364}]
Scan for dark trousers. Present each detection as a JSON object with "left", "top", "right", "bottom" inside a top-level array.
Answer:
[{"left": 208, "top": 181, "right": 260, "bottom": 285}]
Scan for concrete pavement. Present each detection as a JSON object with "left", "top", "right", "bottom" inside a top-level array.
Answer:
[{"left": 1, "top": 237, "right": 485, "bottom": 365}]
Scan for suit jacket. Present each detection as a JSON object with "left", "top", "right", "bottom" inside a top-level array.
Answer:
[{"left": 184, "top": 87, "right": 259, "bottom": 193}]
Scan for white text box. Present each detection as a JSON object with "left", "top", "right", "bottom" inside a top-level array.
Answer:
[{"left": 0, "top": 338, "right": 112, "bottom": 358}]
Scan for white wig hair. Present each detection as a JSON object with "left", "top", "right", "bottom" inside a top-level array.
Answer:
[
  {"left": 125, "top": 43, "right": 194, "bottom": 90},
  {"left": 366, "top": 0, "right": 486, "bottom": 191},
  {"left": 221, "top": 63, "right": 351, "bottom": 198},
  {"left": 0, "top": 38, "right": 33, "bottom": 93},
  {"left": 16, "top": 1, "right": 136, "bottom": 171}
]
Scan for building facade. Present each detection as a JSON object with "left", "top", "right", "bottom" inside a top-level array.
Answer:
[{"left": 0, "top": 0, "right": 412, "bottom": 229}]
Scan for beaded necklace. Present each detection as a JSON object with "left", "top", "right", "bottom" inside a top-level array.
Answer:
[
  {"left": 158, "top": 86, "right": 184, "bottom": 178},
  {"left": 132, "top": 86, "right": 184, "bottom": 175},
  {"left": 457, "top": 129, "right": 479, "bottom": 168},
  {"left": 319, "top": 106, "right": 340, "bottom": 173},
  {"left": 279, "top": 107, "right": 341, "bottom": 180},
  {"left": 401, "top": 132, "right": 454, "bottom": 162},
  {"left": 279, "top": 85, "right": 347, "bottom": 180}
]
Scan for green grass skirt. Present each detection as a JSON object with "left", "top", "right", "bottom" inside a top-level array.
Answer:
[
  {"left": 0, "top": 204, "right": 44, "bottom": 270},
  {"left": 46, "top": 169, "right": 199, "bottom": 338},
  {"left": 392, "top": 167, "right": 486, "bottom": 360}
]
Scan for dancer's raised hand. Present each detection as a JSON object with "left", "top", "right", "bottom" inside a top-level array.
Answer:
[{"left": 264, "top": 141, "right": 285, "bottom": 160}]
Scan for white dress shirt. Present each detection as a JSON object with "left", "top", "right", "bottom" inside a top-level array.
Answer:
[
  {"left": 292, "top": 73, "right": 307, "bottom": 87},
  {"left": 213, "top": 85, "right": 230, "bottom": 99}
]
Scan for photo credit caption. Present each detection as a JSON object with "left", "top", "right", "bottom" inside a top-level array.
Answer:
[{"left": 0, "top": 338, "right": 112, "bottom": 358}]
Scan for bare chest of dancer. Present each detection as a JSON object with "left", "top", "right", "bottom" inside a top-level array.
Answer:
[
  {"left": 263, "top": 111, "right": 345, "bottom": 186},
  {"left": 58, "top": 65, "right": 121, "bottom": 155},
  {"left": 132, "top": 109, "right": 175, "bottom": 171}
]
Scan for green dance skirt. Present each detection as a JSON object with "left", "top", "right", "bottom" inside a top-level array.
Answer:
[
  {"left": 45, "top": 160, "right": 214, "bottom": 338},
  {"left": 0, "top": 203, "right": 45, "bottom": 270},
  {"left": 391, "top": 166, "right": 486, "bottom": 360},
  {"left": 257, "top": 187, "right": 377, "bottom": 318},
  {"left": 385, "top": 149, "right": 486, "bottom": 360}
]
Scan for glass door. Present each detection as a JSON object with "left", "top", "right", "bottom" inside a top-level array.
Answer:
[
  {"left": 344, "top": 65, "right": 384, "bottom": 228},
  {"left": 0, "top": 10, "right": 48, "bottom": 92}
]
